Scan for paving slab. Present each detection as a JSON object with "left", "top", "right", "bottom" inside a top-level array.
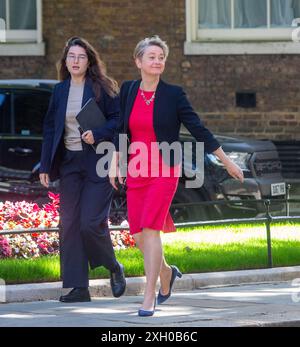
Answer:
[{"left": 1, "top": 281, "right": 300, "bottom": 327}]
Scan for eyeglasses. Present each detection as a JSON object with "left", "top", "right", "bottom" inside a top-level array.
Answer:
[{"left": 66, "top": 54, "right": 88, "bottom": 62}]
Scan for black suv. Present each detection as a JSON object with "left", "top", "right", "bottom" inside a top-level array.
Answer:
[{"left": 0, "top": 79, "right": 286, "bottom": 222}]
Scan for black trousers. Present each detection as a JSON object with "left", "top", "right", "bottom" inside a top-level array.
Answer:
[{"left": 59, "top": 147, "right": 118, "bottom": 288}]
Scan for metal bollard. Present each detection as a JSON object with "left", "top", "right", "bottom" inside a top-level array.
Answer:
[
  {"left": 286, "top": 184, "right": 291, "bottom": 217},
  {"left": 264, "top": 199, "right": 273, "bottom": 268}
]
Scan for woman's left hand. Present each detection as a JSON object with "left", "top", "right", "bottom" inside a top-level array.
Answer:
[
  {"left": 82, "top": 130, "right": 95, "bottom": 145},
  {"left": 224, "top": 160, "right": 244, "bottom": 183}
]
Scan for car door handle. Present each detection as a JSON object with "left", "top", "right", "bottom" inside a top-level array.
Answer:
[{"left": 8, "top": 147, "right": 33, "bottom": 155}]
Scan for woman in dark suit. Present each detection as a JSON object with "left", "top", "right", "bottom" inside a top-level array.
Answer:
[
  {"left": 39, "top": 37, "right": 126, "bottom": 303},
  {"left": 111, "top": 35, "right": 244, "bottom": 316}
]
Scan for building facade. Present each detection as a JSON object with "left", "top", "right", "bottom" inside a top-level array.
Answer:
[{"left": 0, "top": 0, "right": 300, "bottom": 140}]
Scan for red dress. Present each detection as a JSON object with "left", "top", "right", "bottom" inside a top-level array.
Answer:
[{"left": 126, "top": 89, "right": 180, "bottom": 235}]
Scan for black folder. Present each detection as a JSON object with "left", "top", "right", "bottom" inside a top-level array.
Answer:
[
  {"left": 76, "top": 98, "right": 106, "bottom": 150},
  {"left": 76, "top": 97, "right": 106, "bottom": 132}
]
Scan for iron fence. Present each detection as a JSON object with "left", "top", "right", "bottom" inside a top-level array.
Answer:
[{"left": 1, "top": 195, "right": 300, "bottom": 268}]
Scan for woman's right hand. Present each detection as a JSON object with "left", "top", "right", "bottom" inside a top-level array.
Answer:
[
  {"left": 109, "top": 167, "right": 125, "bottom": 190},
  {"left": 39, "top": 173, "right": 50, "bottom": 188},
  {"left": 109, "top": 151, "right": 125, "bottom": 190}
]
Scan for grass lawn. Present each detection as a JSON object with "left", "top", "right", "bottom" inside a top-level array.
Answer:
[{"left": 1, "top": 222, "right": 300, "bottom": 284}]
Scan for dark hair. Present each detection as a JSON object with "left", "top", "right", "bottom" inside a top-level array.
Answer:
[{"left": 57, "top": 36, "right": 119, "bottom": 100}]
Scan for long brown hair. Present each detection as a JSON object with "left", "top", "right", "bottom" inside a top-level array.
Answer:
[{"left": 57, "top": 36, "right": 119, "bottom": 100}]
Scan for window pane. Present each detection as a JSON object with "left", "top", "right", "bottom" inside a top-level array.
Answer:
[
  {"left": 0, "top": 0, "right": 5, "bottom": 20},
  {"left": 0, "top": 92, "right": 11, "bottom": 134},
  {"left": 271, "top": 0, "right": 300, "bottom": 27},
  {"left": 14, "top": 92, "right": 50, "bottom": 136},
  {"left": 198, "top": 0, "right": 231, "bottom": 28},
  {"left": 10, "top": 0, "right": 36, "bottom": 30},
  {"left": 235, "top": 0, "right": 267, "bottom": 28}
]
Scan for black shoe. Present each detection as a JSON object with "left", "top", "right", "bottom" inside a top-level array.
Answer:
[
  {"left": 110, "top": 262, "right": 126, "bottom": 298},
  {"left": 59, "top": 288, "right": 91, "bottom": 303}
]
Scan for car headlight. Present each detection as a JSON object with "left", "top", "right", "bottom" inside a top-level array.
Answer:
[{"left": 207, "top": 152, "right": 251, "bottom": 171}]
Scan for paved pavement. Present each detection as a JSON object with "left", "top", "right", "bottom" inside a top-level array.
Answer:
[
  {"left": 0, "top": 282, "right": 300, "bottom": 327},
  {"left": 1, "top": 266, "right": 300, "bottom": 327}
]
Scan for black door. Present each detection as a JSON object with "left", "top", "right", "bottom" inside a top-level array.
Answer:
[{"left": 0, "top": 90, "right": 13, "bottom": 176}]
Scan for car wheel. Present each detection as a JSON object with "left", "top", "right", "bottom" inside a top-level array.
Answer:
[
  {"left": 110, "top": 191, "right": 128, "bottom": 225},
  {"left": 170, "top": 182, "right": 210, "bottom": 223},
  {"left": 33, "top": 196, "right": 51, "bottom": 207}
]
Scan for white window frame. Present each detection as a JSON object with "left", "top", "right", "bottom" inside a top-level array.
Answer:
[
  {"left": 185, "top": 0, "right": 300, "bottom": 55},
  {"left": 0, "top": 0, "right": 44, "bottom": 56}
]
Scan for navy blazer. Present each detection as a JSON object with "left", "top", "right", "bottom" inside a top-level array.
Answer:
[
  {"left": 114, "top": 79, "right": 220, "bottom": 166},
  {"left": 40, "top": 77, "right": 120, "bottom": 181}
]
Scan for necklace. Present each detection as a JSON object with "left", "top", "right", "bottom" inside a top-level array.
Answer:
[{"left": 140, "top": 83, "right": 156, "bottom": 106}]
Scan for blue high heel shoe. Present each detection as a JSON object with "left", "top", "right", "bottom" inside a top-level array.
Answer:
[
  {"left": 157, "top": 265, "right": 182, "bottom": 305},
  {"left": 138, "top": 298, "right": 156, "bottom": 317}
]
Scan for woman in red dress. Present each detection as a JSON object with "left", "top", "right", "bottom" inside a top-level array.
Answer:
[{"left": 111, "top": 36, "right": 244, "bottom": 316}]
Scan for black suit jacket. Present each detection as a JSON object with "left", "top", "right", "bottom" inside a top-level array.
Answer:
[
  {"left": 40, "top": 77, "right": 120, "bottom": 181},
  {"left": 114, "top": 79, "right": 220, "bottom": 166}
]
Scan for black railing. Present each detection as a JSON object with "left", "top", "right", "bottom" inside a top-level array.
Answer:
[{"left": 1, "top": 194, "right": 300, "bottom": 269}]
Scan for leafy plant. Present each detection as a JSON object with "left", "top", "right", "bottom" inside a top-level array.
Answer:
[{"left": 0, "top": 192, "right": 135, "bottom": 259}]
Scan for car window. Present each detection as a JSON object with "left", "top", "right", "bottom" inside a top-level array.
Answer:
[
  {"left": 13, "top": 90, "right": 51, "bottom": 136},
  {"left": 0, "top": 92, "right": 11, "bottom": 134}
]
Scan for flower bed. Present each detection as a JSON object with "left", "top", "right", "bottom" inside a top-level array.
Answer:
[{"left": 0, "top": 192, "right": 135, "bottom": 259}]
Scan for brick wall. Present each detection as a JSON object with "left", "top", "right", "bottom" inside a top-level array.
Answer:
[{"left": 0, "top": 0, "right": 299, "bottom": 140}]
